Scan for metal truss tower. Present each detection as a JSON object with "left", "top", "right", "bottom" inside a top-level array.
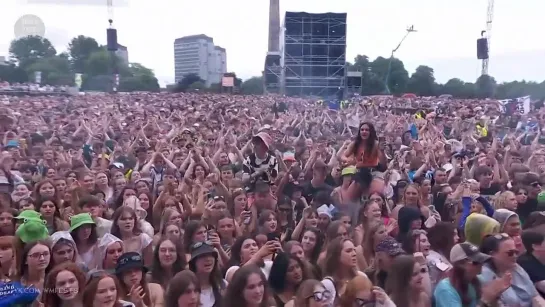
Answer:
[
  {"left": 282, "top": 12, "right": 347, "bottom": 97},
  {"left": 481, "top": 0, "right": 494, "bottom": 76}
]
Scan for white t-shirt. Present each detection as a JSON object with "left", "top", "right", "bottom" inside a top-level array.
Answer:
[
  {"left": 200, "top": 287, "right": 215, "bottom": 307},
  {"left": 322, "top": 271, "right": 367, "bottom": 305},
  {"left": 199, "top": 280, "right": 228, "bottom": 307}
]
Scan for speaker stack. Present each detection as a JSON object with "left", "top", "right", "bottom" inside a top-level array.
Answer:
[
  {"left": 477, "top": 38, "right": 488, "bottom": 60},
  {"left": 107, "top": 28, "right": 118, "bottom": 51}
]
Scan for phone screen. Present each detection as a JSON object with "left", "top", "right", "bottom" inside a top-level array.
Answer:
[
  {"left": 246, "top": 196, "right": 255, "bottom": 210},
  {"left": 266, "top": 233, "right": 278, "bottom": 242}
]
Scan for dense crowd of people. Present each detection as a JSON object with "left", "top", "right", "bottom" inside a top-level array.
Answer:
[{"left": 0, "top": 90, "right": 545, "bottom": 307}]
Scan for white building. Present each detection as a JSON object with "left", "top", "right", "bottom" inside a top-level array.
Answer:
[{"left": 174, "top": 34, "right": 227, "bottom": 87}]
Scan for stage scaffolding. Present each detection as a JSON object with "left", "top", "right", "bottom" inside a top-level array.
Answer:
[
  {"left": 282, "top": 12, "right": 347, "bottom": 97},
  {"left": 264, "top": 51, "right": 283, "bottom": 94}
]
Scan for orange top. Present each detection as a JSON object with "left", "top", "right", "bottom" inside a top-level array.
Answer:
[{"left": 355, "top": 142, "right": 379, "bottom": 168}]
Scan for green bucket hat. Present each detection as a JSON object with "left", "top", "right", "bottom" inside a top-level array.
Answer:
[
  {"left": 69, "top": 213, "right": 95, "bottom": 232},
  {"left": 15, "top": 210, "right": 43, "bottom": 221},
  {"left": 15, "top": 210, "right": 48, "bottom": 243}
]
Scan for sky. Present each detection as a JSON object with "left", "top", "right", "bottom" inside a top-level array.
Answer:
[{"left": 1, "top": 0, "right": 545, "bottom": 87}]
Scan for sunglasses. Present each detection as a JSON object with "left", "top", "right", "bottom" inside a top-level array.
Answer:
[
  {"left": 530, "top": 182, "right": 541, "bottom": 187},
  {"left": 118, "top": 254, "right": 142, "bottom": 265},
  {"left": 278, "top": 207, "right": 291, "bottom": 212},
  {"left": 307, "top": 290, "right": 331, "bottom": 302}
]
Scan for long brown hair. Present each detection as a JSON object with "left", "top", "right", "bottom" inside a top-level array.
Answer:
[
  {"left": 35, "top": 197, "right": 66, "bottom": 233},
  {"left": 0, "top": 236, "right": 14, "bottom": 278},
  {"left": 449, "top": 261, "right": 482, "bottom": 305},
  {"left": 0, "top": 208, "right": 17, "bottom": 236},
  {"left": 427, "top": 222, "right": 457, "bottom": 257},
  {"left": 362, "top": 220, "right": 385, "bottom": 265},
  {"left": 42, "top": 262, "right": 86, "bottom": 307},
  {"left": 116, "top": 263, "right": 152, "bottom": 306},
  {"left": 324, "top": 238, "right": 356, "bottom": 278},
  {"left": 110, "top": 206, "right": 142, "bottom": 238},
  {"left": 15, "top": 240, "right": 53, "bottom": 281},
  {"left": 83, "top": 272, "right": 123, "bottom": 307},
  {"left": 223, "top": 264, "right": 270, "bottom": 307},
  {"left": 150, "top": 236, "right": 186, "bottom": 288},
  {"left": 164, "top": 270, "right": 201, "bottom": 307},
  {"left": 385, "top": 255, "right": 416, "bottom": 306}
]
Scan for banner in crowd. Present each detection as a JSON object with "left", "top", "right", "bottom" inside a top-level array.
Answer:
[
  {"left": 498, "top": 95, "right": 531, "bottom": 115},
  {"left": 34, "top": 71, "right": 41, "bottom": 84}
]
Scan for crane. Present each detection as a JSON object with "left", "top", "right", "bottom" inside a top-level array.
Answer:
[
  {"left": 481, "top": 0, "right": 494, "bottom": 76},
  {"left": 106, "top": 0, "right": 118, "bottom": 92},
  {"left": 107, "top": 0, "right": 114, "bottom": 26},
  {"left": 385, "top": 25, "right": 417, "bottom": 94}
]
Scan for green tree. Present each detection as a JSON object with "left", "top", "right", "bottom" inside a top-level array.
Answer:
[
  {"left": 84, "top": 49, "right": 130, "bottom": 77},
  {"left": 9, "top": 36, "right": 56, "bottom": 69},
  {"left": 81, "top": 74, "right": 111, "bottom": 92},
  {"left": 351, "top": 55, "right": 370, "bottom": 72},
  {"left": 25, "top": 55, "right": 73, "bottom": 85},
  {"left": 189, "top": 81, "right": 206, "bottom": 91},
  {"left": 407, "top": 65, "right": 436, "bottom": 96},
  {"left": 440, "top": 78, "right": 466, "bottom": 97},
  {"left": 208, "top": 83, "right": 222, "bottom": 93},
  {"left": 84, "top": 49, "right": 111, "bottom": 76},
  {"left": 174, "top": 73, "right": 203, "bottom": 92},
  {"left": 475, "top": 74, "right": 497, "bottom": 98},
  {"left": 361, "top": 71, "right": 384, "bottom": 96},
  {"left": 119, "top": 75, "right": 160, "bottom": 92},
  {"left": 369, "top": 56, "right": 409, "bottom": 95},
  {"left": 68, "top": 35, "right": 100, "bottom": 73},
  {"left": 0, "top": 64, "right": 28, "bottom": 83},
  {"left": 128, "top": 63, "right": 154, "bottom": 78},
  {"left": 241, "top": 77, "right": 263, "bottom": 94}
]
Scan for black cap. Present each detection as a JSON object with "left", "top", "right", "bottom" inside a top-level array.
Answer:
[
  {"left": 115, "top": 252, "right": 147, "bottom": 275},
  {"left": 190, "top": 242, "right": 217, "bottom": 263}
]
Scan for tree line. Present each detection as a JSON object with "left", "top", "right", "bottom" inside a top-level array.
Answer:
[
  {"left": 346, "top": 55, "right": 545, "bottom": 100},
  {"left": 3, "top": 38, "right": 543, "bottom": 99},
  {"left": 233, "top": 55, "right": 545, "bottom": 99},
  {"left": 1, "top": 35, "right": 160, "bottom": 92}
]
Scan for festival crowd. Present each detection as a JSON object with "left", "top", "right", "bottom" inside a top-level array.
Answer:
[{"left": 1, "top": 90, "right": 545, "bottom": 307}]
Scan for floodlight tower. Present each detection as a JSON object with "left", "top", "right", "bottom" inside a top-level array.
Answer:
[
  {"left": 106, "top": 0, "right": 119, "bottom": 92},
  {"left": 481, "top": 0, "right": 494, "bottom": 76}
]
